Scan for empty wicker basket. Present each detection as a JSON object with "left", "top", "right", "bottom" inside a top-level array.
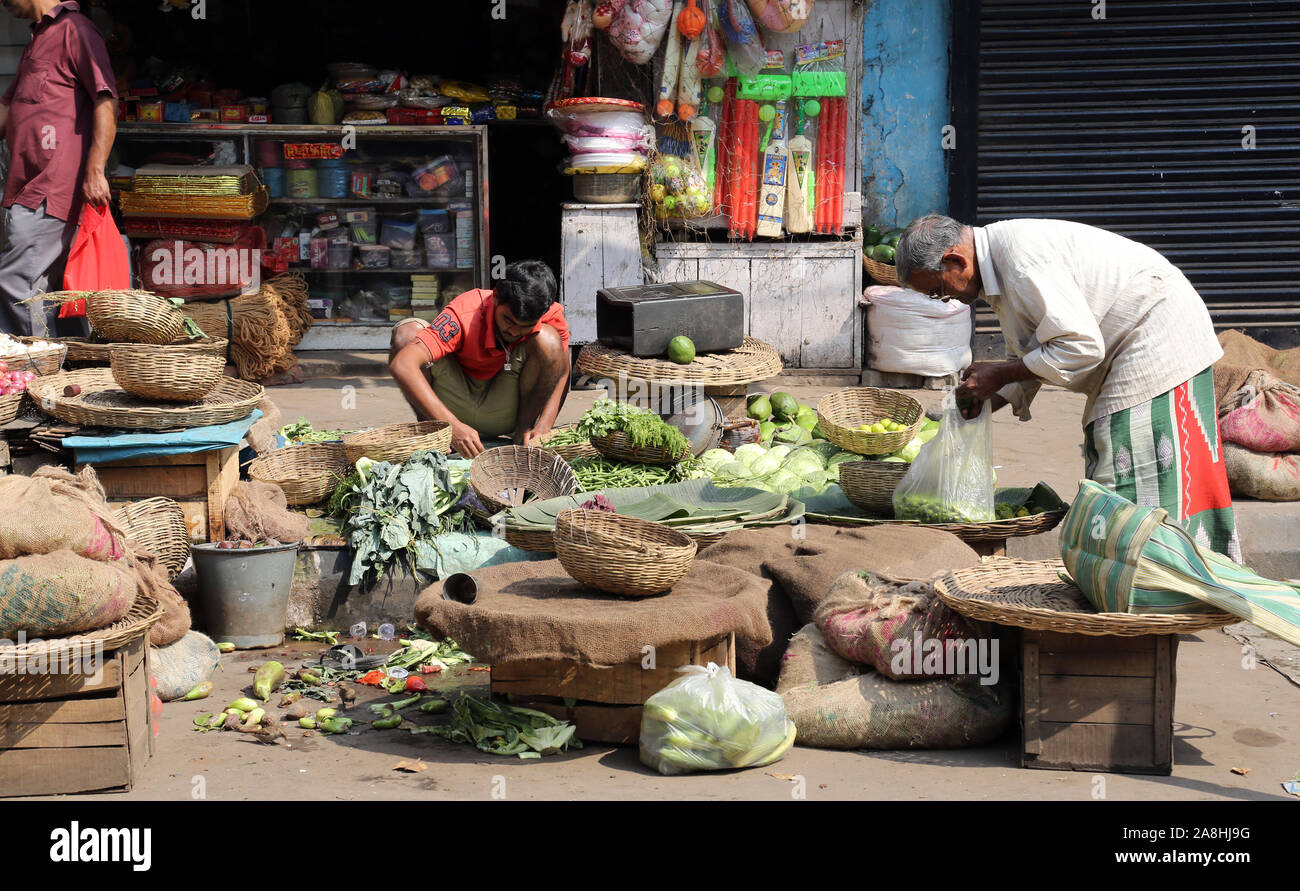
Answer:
[
  {"left": 88, "top": 290, "right": 189, "bottom": 345},
  {"left": 109, "top": 338, "right": 228, "bottom": 402},
  {"left": 553, "top": 509, "right": 697, "bottom": 598},
  {"left": 248, "top": 443, "right": 351, "bottom": 506},
  {"left": 342, "top": 420, "right": 452, "bottom": 464},
  {"left": 838, "top": 460, "right": 910, "bottom": 516},
  {"left": 114, "top": 496, "right": 191, "bottom": 580},
  {"left": 470, "top": 446, "right": 581, "bottom": 515},
  {"left": 816, "top": 387, "right": 923, "bottom": 455},
  {"left": 0, "top": 392, "right": 23, "bottom": 425}
]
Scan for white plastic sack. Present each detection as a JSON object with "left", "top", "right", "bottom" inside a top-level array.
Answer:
[
  {"left": 893, "top": 391, "right": 995, "bottom": 523},
  {"left": 864, "top": 286, "right": 972, "bottom": 377},
  {"left": 639, "top": 662, "right": 797, "bottom": 775}
]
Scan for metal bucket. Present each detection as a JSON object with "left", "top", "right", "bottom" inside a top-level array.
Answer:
[{"left": 192, "top": 542, "right": 300, "bottom": 648}]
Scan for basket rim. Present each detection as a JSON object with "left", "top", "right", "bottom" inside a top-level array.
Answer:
[
  {"left": 0, "top": 595, "right": 163, "bottom": 660},
  {"left": 863, "top": 253, "right": 902, "bottom": 285},
  {"left": 816, "top": 387, "right": 924, "bottom": 455}
]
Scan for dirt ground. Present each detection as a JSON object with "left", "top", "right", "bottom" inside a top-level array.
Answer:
[{"left": 51, "top": 375, "right": 1300, "bottom": 801}]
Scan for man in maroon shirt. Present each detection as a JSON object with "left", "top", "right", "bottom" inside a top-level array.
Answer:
[{"left": 0, "top": 0, "right": 116, "bottom": 336}]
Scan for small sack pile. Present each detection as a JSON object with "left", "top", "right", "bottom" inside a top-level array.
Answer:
[
  {"left": 640, "top": 663, "right": 796, "bottom": 775},
  {"left": 1217, "top": 369, "right": 1300, "bottom": 500},
  {"left": 777, "top": 569, "right": 1013, "bottom": 750}
]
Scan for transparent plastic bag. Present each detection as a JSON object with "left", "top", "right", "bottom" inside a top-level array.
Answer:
[
  {"left": 719, "top": 0, "right": 766, "bottom": 78},
  {"left": 639, "top": 662, "right": 797, "bottom": 775},
  {"left": 892, "top": 391, "right": 996, "bottom": 524}
]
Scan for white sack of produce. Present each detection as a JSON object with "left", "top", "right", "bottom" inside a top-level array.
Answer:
[
  {"left": 778, "top": 624, "right": 1013, "bottom": 750},
  {"left": 151, "top": 631, "right": 221, "bottom": 702},
  {"left": 863, "top": 286, "right": 972, "bottom": 378},
  {"left": 640, "top": 662, "right": 797, "bottom": 775},
  {"left": 1224, "top": 442, "right": 1300, "bottom": 501}
]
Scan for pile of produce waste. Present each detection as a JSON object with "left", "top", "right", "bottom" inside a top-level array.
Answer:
[
  {"left": 279, "top": 417, "right": 352, "bottom": 444},
  {"left": 411, "top": 694, "right": 582, "bottom": 759}
]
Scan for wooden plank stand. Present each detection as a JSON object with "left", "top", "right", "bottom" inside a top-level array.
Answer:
[
  {"left": 491, "top": 634, "right": 736, "bottom": 745},
  {"left": 1020, "top": 629, "right": 1177, "bottom": 775},
  {"left": 0, "top": 635, "right": 154, "bottom": 797},
  {"left": 84, "top": 446, "right": 240, "bottom": 543}
]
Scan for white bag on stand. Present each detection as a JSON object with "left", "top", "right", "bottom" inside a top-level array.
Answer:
[{"left": 863, "top": 286, "right": 972, "bottom": 377}]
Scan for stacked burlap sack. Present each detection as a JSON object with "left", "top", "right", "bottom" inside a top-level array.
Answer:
[{"left": 1215, "top": 331, "right": 1300, "bottom": 501}]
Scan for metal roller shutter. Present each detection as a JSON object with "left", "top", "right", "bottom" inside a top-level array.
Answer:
[{"left": 950, "top": 0, "right": 1300, "bottom": 337}]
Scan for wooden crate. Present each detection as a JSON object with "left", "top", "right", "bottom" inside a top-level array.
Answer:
[
  {"left": 0, "top": 635, "right": 154, "bottom": 797},
  {"left": 492, "top": 634, "right": 736, "bottom": 745},
  {"left": 1021, "top": 629, "right": 1177, "bottom": 775},
  {"left": 85, "top": 446, "right": 239, "bottom": 543}
]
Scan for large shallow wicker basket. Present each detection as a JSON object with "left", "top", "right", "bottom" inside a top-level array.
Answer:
[
  {"left": 502, "top": 525, "right": 558, "bottom": 553},
  {"left": 109, "top": 338, "right": 227, "bottom": 402},
  {"left": 817, "top": 387, "right": 923, "bottom": 455},
  {"left": 838, "top": 460, "right": 910, "bottom": 516},
  {"left": 114, "top": 497, "right": 190, "bottom": 580},
  {"left": 536, "top": 424, "right": 598, "bottom": 461},
  {"left": 553, "top": 509, "right": 697, "bottom": 598},
  {"left": 248, "top": 443, "right": 351, "bottom": 506},
  {"left": 6, "top": 340, "right": 67, "bottom": 375},
  {"left": 470, "top": 446, "right": 581, "bottom": 515},
  {"left": 591, "top": 431, "right": 691, "bottom": 466},
  {"left": 343, "top": 420, "right": 452, "bottom": 464},
  {"left": 87, "top": 290, "right": 189, "bottom": 344}
]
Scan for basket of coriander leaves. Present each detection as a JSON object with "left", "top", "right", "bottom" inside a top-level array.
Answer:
[{"left": 580, "top": 398, "right": 693, "bottom": 466}]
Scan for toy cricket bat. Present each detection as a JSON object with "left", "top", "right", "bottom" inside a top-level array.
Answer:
[
  {"left": 690, "top": 112, "right": 717, "bottom": 196},
  {"left": 785, "top": 102, "right": 814, "bottom": 233},
  {"left": 755, "top": 100, "right": 789, "bottom": 238}
]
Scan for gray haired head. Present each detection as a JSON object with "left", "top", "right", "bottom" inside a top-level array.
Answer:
[{"left": 895, "top": 214, "right": 968, "bottom": 285}]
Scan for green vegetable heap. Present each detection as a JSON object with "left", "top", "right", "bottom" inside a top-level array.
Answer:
[
  {"left": 414, "top": 694, "right": 582, "bottom": 759},
  {"left": 280, "top": 417, "right": 351, "bottom": 444},
  {"left": 894, "top": 494, "right": 993, "bottom": 524},
  {"left": 567, "top": 455, "right": 705, "bottom": 490},
  {"left": 576, "top": 399, "right": 691, "bottom": 455}
]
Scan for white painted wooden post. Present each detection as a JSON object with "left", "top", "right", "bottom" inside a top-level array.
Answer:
[{"left": 560, "top": 202, "right": 642, "bottom": 344}]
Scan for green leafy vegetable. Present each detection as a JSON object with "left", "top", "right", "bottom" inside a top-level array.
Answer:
[
  {"left": 280, "top": 417, "right": 351, "bottom": 444},
  {"left": 413, "top": 694, "right": 582, "bottom": 758},
  {"left": 290, "top": 628, "right": 340, "bottom": 645},
  {"left": 576, "top": 399, "right": 690, "bottom": 454},
  {"left": 567, "top": 455, "right": 705, "bottom": 491}
]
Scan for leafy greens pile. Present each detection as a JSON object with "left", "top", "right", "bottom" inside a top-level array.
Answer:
[
  {"left": 576, "top": 399, "right": 691, "bottom": 454},
  {"left": 280, "top": 417, "right": 352, "bottom": 444},
  {"left": 413, "top": 694, "right": 582, "bottom": 759},
  {"left": 334, "top": 450, "right": 474, "bottom": 585}
]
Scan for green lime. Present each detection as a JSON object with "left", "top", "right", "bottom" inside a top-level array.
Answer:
[
  {"left": 666, "top": 335, "right": 696, "bottom": 365},
  {"left": 864, "top": 225, "right": 882, "bottom": 246}
]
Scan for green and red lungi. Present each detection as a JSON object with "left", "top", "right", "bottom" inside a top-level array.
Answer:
[{"left": 1083, "top": 366, "right": 1242, "bottom": 562}]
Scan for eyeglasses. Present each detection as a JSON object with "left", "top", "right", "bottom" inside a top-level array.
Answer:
[{"left": 926, "top": 273, "right": 947, "bottom": 301}]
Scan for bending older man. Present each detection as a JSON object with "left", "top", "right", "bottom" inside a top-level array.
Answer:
[{"left": 896, "top": 214, "right": 1239, "bottom": 560}]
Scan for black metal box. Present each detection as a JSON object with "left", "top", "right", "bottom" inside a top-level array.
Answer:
[{"left": 596, "top": 281, "right": 745, "bottom": 357}]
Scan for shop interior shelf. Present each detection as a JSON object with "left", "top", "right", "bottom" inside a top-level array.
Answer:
[
  {"left": 267, "top": 196, "right": 461, "bottom": 206},
  {"left": 296, "top": 267, "right": 470, "bottom": 275}
]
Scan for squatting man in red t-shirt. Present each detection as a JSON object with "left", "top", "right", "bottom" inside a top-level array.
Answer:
[
  {"left": 0, "top": 0, "right": 117, "bottom": 337},
  {"left": 388, "top": 260, "right": 571, "bottom": 458}
]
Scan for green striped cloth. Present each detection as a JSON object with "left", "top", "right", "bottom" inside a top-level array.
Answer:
[{"left": 1060, "top": 480, "right": 1300, "bottom": 646}]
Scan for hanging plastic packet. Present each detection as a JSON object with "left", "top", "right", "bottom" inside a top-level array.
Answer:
[
  {"left": 720, "top": 0, "right": 766, "bottom": 78},
  {"left": 696, "top": 0, "right": 726, "bottom": 78}
]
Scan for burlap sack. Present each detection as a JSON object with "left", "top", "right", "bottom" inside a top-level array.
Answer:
[
  {"left": 1224, "top": 442, "right": 1300, "bottom": 501},
  {"left": 776, "top": 622, "right": 863, "bottom": 693},
  {"left": 814, "top": 570, "right": 992, "bottom": 680},
  {"left": 135, "top": 550, "right": 192, "bottom": 647},
  {"left": 0, "top": 467, "right": 130, "bottom": 562},
  {"left": 778, "top": 624, "right": 1013, "bottom": 750},
  {"left": 1217, "top": 330, "right": 1300, "bottom": 393},
  {"left": 246, "top": 397, "right": 283, "bottom": 455},
  {"left": 1218, "top": 370, "right": 1300, "bottom": 453},
  {"left": 224, "top": 481, "right": 310, "bottom": 543},
  {"left": 414, "top": 558, "right": 772, "bottom": 665},
  {"left": 0, "top": 550, "right": 137, "bottom": 639},
  {"left": 151, "top": 630, "right": 220, "bottom": 701}
]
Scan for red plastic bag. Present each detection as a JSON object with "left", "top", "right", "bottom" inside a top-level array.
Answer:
[{"left": 60, "top": 204, "right": 130, "bottom": 318}]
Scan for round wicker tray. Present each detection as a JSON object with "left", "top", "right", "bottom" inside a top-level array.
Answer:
[
  {"left": 0, "top": 595, "right": 163, "bottom": 662},
  {"left": 248, "top": 443, "right": 351, "bottom": 506},
  {"left": 554, "top": 509, "right": 697, "bottom": 597},
  {"left": 934, "top": 558, "right": 1237, "bottom": 636},
  {"left": 838, "top": 460, "right": 909, "bottom": 516},
  {"left": 87, "top": 290, "right": 188, "bottom": 344},
  {"left": 470, "top": 446, "right": 581, "bottom": 515},
  {"left": 817, "top": 387, "right": 924, "bottom": 455},
  {"left": 342, "top": 420, "right": 452, "bottom": 464},
  {"left": 114, "top": 497, "right": 190, "bottom": 580},
  {"left": 576, "top": 337, "right": 782, "bottom": 386},
  {"left": 5, "top": 341, "right": 67, "bottom": 376},
  {"left": 27, "top": 368, "right": 264, "bottom": 430},
  {"left": 591, "top": 431, "right": 692, "bottom": 466},
  {"left": 807, "top": 507, "right": 1068, "bottom": 543},
  {"left": 863, "top": 253, "right": 901, "bottom": 286},
  {"left": 535, "top": 424, "right": 598, "bottom": 461},
  {"left": 109, "top": 339, "right": 228, "bottom": 403}
]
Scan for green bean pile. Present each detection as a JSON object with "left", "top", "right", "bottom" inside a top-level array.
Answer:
[{"left": 568, "top": 456, "right": 704, "bottom": 491}]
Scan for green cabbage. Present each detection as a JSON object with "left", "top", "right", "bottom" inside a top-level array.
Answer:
[{"left": 733, "top": 443, "right": 768, "bottom": 468}]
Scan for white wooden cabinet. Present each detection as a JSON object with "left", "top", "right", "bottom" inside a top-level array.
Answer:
[{"left": 560, "top": 203, "right": 642, "bottom": 345}]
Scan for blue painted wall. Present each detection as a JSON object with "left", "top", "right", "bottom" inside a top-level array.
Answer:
[{"left": 861, "top": 0, "right": 951, "bottom": 230}]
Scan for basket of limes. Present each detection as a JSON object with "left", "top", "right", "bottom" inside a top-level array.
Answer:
[
  {"left": 816, "top": 387, "right": 923, "bottom": 456},
  {"left": 863, "top": 225, "right": 903, "bottom": 286}
]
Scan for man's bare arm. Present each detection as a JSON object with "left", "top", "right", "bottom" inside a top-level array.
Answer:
[
  {"left": 82, "top": 95, "right": 116, "bottom": 206},
  {"left": 389, "top": 342, "right": 484, "bottom": 456}
]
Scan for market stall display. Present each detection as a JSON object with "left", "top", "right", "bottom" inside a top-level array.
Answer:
[
  {"left": 27, "top": 369, "right": 264, "bottom": 431},
  {"left": 179, "top": 273, "right": 314, "bottom": 382},
  {"left": 576, "top": 336, "right": 782, "bottom": 386},
  {"left": 86, "top": 290, "right": 191, "bottom": 345}
]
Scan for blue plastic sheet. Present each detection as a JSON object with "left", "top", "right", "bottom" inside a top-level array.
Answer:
[{"left": 63, "top": 410, "right": 262, "bottom": 463}]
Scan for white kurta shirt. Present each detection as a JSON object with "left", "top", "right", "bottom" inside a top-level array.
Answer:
[{"left": 974, "top": 219, "right": 1223, "bottom": 427}]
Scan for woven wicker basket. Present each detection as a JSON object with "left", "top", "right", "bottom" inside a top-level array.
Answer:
[
  {"left": 863, "top": 253, "right": 901, "bottom": 286},
  {"left": 87, "top": 290, "right": 188, "bottom": 344},
  {"left": 114, "top": 497, "right": 190, "bottom": 580},
  {"left": 470, "top": 446, "right": 581, "bottom": 515},
  {"left": 838, "top": 460, "right": 910, "bottom": 516},
  {"left": 536, "top": 425, "right": 598, "bottom": 461},
  {"left": 0, "top": 392, "right": 24, "bottom": 424},
  {"left": 502, "top": 525, "right": 558, "bottom": 553},
  {"left": 25, "top": 337, "right": 111, "bottom": 365},
  {"left": 248, "top": 443, "right": 351, "bottom": 507},
  {"left": 553, "top": 509, "right": 697, "bottom": 598},
  {"left": 343, "top": 420, "right": 452, "bottom": 464},
  {"left": 27, "top": 368, "right": 263, "bottom": 429},
  {"left": 109, "top": 338, "right": 228, "bottom": 402},
  {"left": 817, "top": 388, "right": 923, "bottom": 455},
  {"left": 591, "top": 431, "right": 691, "bottom": 466},
  {"left": 6, "top": 341, "right": 67, "bottom": 375},
  {"left": 720, "top": 417, "right": 762, "bottom": 452}
]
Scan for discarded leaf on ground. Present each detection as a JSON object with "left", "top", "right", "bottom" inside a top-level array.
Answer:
[{"left": 393, "top": 759, "right": 428, "bottom": 773}]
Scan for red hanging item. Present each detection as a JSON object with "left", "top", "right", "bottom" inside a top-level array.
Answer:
[{"left": 60, "top": 204, "right": 130, "bottom": 318}]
